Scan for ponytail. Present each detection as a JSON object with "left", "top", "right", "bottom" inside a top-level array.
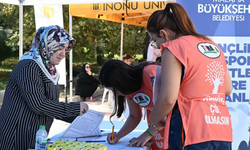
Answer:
[{"left": 147, "top": 3, "right": 210, "bottom": 41}]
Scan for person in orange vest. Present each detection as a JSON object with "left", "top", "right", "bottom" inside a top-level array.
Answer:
[
  {"left": 99, "top": 60, "right": 165, "bottom": 150},
  {"left": 144, "top": 2, "right": 233, "bottom": 150}
]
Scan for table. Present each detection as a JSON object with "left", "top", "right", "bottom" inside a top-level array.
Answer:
[{"left": 49, "top": 120, "right": 151, "bottom": 150}]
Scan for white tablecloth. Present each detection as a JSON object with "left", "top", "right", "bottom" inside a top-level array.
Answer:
[{"left": 49, "top": 121, "right": 150, "bottom": 150}]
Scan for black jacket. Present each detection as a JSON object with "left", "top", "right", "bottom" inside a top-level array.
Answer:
[{"left": 75, "top": 64, "right": 100, "bottom": 98}]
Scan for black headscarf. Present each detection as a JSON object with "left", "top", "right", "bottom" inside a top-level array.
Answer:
[
  {"left": 77, "top": 63, "right": 100, "bottom": 85},
  {"left": 75, "top": 63, "right": 100, "bottom": 98}
]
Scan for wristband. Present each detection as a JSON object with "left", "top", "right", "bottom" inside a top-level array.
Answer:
[
  {"left": 146, "top": 129, "right": 154, "bottom": 137},
  {"left": 152, "top": 124, "right": 159, "bottom": 132}
]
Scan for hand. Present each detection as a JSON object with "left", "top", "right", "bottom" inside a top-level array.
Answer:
[
  {"left": 107, "top": 133, "right": 120, "bottom": 144},
  {"left": 80, "top": 102, "right": 89, "bottom": 115},
  {"left": 127, "top": 132, "right": 152, "bottom": 147},
  {"left": 87, "top": 70, "right": 92, "bottom": 75}
]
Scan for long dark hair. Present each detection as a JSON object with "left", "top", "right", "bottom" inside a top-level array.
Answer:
[
  {"left": 147, "top": 3, "right": 210, "bottom": 41},
  {"left": 99, "top": 59, "right": 153, "bottom": 118}
]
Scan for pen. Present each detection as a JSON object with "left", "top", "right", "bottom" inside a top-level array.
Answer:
[
  {"left": 85, "top": 140, "right": 106, "bottom": 142},
  {"left": 111, "top": 125, "right": 114, "bottom": 140},
  {"left": 75, "top": 132, "right": 116, "bottom": 140}
]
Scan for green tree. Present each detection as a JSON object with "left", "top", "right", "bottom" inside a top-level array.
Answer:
[
  {"left": 0, "top": 4, "right": 146, "bottom": 65},
  {"left": 0, "top": 4, "right": 36, "bottom": 59},
  {"left": 0, "top": 4, "right": 18, "bottom": 60},
  {"left": 0, "top": 27, "right": 11, "bottom": 65},
  {"left": 70, "top": 17, "right": 146, "bottom": 65},
  {"left": 63, "top": 5, "right": 146, "bottom": 65}
]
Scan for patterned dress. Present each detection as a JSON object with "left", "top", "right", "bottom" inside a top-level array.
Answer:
[{"left": 0, "top": 59, "right": 80, "bottom": 150}]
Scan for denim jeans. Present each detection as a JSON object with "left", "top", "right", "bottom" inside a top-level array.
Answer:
[
  {"left": 168, "top": 103, "right": 232, "bottom": 150},
  {"left": 184, "top": 141, "right": 232, "bottom": 150}
]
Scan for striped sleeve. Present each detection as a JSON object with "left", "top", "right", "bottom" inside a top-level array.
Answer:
[{"left": 16, "top": 62, "right": 80, "bottom": 122}]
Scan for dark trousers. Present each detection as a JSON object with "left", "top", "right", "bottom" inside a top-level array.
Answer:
[{"left": 168, "top": 103, "right": 232, "bottom": 150}]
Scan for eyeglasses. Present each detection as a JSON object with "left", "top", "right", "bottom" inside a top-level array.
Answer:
[{"left": 86, "top": 66, "right": 90, "bottom": 68}]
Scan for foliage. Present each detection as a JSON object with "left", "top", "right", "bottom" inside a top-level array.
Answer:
[
  {"left": 0, "top": 57, "right": 100, "bottom": 90},
  {"left": 0, "top": 4, "right": 36, "bottom": 58},
  {"left": 72, "top": 18, "right": 146, "bottom": 65},
  {"left": 0, "top": 72, "right": 10, "bottom": 90},
  {"left": 0, "top": 4, "right": 146, "bottom": 90},
  {"left": 0, "top": 27, "right": 11, "bottom": 65},
  {"left": 0, "top": 57, "right": 17, "bottom": 90},
  {"left": 0, "top": 4, "right": 146, "bottom": 65}
]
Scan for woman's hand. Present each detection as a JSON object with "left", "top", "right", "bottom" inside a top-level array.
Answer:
[
  {"left": 107, "top": 133, "right": 120, "bottom": 144},
  {"left": 127, "top": 132, "right": 152, "bottom": 147},
  {"left": 80, "top": 102, "right": 89, "bottom": 115},
  {"left": 87, "top": 70, "right": 92, "bottom": 76}
]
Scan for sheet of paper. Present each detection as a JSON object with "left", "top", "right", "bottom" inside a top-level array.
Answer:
[{"left": 60, "top": 109, "right": 105, "bottom": 138}]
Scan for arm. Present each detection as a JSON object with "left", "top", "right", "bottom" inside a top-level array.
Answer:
[
  {"left": 88, "top": 75, "right": 100, "bottom": 84},
  {"left": 17, "top": 65, "right": 81, "bottom": 122},
  {"left": 225, "top": 69, "right": 232, "bottom": 96},
  {"left": 149, "top": 48, "right": 182, "bottom": 124},
  {"left": 77, "top": 75, "right": 100, "bottom": 87},
  {"left": 92, "top": 76, "right": 100, "bottom": 84},
  {"left": 127, "top": 121, "right": 165, "bottom": 147},
  {"left": 108, "top": 99, "right": 142, "bottom": 144}
]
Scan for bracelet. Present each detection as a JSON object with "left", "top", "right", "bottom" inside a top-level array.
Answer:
[
  {"left": 146, "top": 129, "right": 154, "bottom": 137},
  {"left": 152, "top": 124, "right": 159, "bottom": 132}
]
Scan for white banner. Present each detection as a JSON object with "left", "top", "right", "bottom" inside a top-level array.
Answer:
[
  {"left": 212, "top": 36, "right": 250, "bottom": 150},
  {"left": 34, "top": 5, "right": 66, "bottom": 85}
]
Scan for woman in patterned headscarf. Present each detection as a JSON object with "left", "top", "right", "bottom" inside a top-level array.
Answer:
[{"left": 0, "top": 25, "right": 89, "bottom": 150}]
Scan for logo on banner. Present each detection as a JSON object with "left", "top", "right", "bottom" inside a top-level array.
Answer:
[
  {"left": 198, "top": 43, "right": 221, "bottom": 58},
  {"left": 177, "top": 0, "right": 250, "bottom": 36},
  {"left": 90, "top": 1, "right": 167, "bottom": 12},
  {"left": 42, "top": 5, "right": 55, "bottom": 18},
  {"left": 133, "top": 93, "right": 151, "bottom": 107},
  {"left": 91, "top": 3, "right": 101, "bottom": 12}
]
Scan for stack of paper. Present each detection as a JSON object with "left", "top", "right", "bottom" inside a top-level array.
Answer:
[{"left": 60, "top": 109, "right": 105, "bottom": 138}]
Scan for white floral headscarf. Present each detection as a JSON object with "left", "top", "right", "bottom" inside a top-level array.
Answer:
[{"left": 21, "top": 25, "right": 76, "bottom": 84}]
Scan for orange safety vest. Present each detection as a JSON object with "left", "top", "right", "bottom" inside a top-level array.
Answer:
[
  {"left": 161, "top": 35, "right": 233, "bottom": 149},
  {"left": 126, "top": 65, "right": 166, "bottom": 150}
]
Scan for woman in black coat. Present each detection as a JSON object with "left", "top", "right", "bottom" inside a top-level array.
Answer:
[{"left": 75, "top": 63, "right": 100, "bottom": 101}]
